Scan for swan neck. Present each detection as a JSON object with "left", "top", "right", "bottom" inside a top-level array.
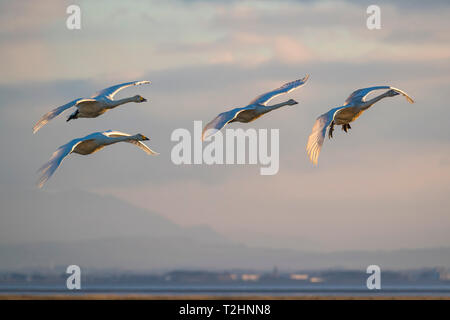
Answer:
[
  {"left": 110, "top": 96, "right": 136, "bottom": 107},
  {"left": 362, "top": 92, "right": 390, "bottom": 110},
  {"left": 109, "top": 135, "right": 132, "bottom": 143},
  {"left": 269, "top": 100, "right": 291, "bottom": 109}
]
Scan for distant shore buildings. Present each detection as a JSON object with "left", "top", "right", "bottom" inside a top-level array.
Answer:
[{"left": 1, "top": 267, "right": 449, "bottom": 286}]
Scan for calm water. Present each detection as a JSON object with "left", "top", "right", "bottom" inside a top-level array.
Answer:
[{"left": 1, "top": 284, "right": 449, "bottom": 297}]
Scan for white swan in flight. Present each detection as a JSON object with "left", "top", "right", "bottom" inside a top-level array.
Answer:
[
  {"left": 306, "top": 86, "right": 414, "bottom": 165},
  {"left": 202, "top": 75, "right": 309, "bottom": 140},
  {"left": 33, "top": 81, "right": 150, "bottom": 133},
  {"left": 37, "top": 130, "right": 158, "bottom": 188}
]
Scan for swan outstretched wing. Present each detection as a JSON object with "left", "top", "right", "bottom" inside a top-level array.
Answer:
[
  {"left": 306, "top": 107, "right": 342, "bottom": 165},
  {"left": 93, "top": 81, "right": 151, "bottom": 99},
  {"left": 37, "top": 139, "right": 84, "bottom": 188},
  {"left": 33, "top": 98, "right": 92, "bottom": 134},
  {"left": 202, "top": 107, "right": 248, "bottom": 141},
  {"left": 103, "top": 130, "right": 158, "bottom": 155},
  {"left": 249, "top": 75, "right": 309, "bottom": 106},
  {"left": 344, "top": 86, "right": 414, "bottom": 105}
]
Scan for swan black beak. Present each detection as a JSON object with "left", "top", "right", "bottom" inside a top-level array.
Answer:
[{"left": 143, "top": 136, "right": 150, "bottom": 141}]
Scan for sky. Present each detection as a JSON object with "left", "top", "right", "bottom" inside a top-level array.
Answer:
[{"left": 0, "top": 0, "right": 450, "bottom": 253}]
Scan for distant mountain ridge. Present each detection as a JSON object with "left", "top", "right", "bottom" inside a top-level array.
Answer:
[
  {"left": 0, "top": 187, "right": 449, "bottom": 271},
  {"left": 1, "top": 237, "right": 449, "bottom": 271},
  {"left": 0, "top": 187, "right": 230, "bottom": 245}
]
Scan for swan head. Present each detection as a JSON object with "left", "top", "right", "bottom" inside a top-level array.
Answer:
[
  {"left": 386, "top": 89, "right": 400, "bottom": 97},
  {"left": 287, "top": 99, "right": 298, "bottom": 105},
  {"left": 134, "top": 95, "right": 147, "bottom": 103},
  {"left": 135, "top": 133, "right": 150, "bottom": 141}
]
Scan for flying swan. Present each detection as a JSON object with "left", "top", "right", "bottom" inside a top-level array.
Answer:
[
  {"left": 33, "top": 81, "right": 150, "bottom": 133},
  {"left": 306, "top": 86, "right": 414, "bottom": 165},
  {"left": 37, "top": 130, "right": 158, "bottom": 188},
  {"left": 202, "top": 75, "right": 309, "bottom": 140}
]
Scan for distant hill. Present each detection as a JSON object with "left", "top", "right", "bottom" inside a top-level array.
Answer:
[
  {"left": 1, "top": 236, "right": 449, "bottom": 272},
  {"left": 0, "top": 187, "right": 230, "bottom": 245},
  {"left": 0, "top": 188, "right": 449, "bottom": 271}
]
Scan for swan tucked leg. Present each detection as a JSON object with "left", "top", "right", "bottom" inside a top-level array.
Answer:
[
  {"left": 328, "top": 121, "right": 335, "bottom": 139},
  {"left": 342, "top": 123, "right": 351, "bottom": 132}
]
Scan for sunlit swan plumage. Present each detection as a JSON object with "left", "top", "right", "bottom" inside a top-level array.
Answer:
[
  {"left": 37, "top": 130, "right": 158, "bottom": 188},
  {"left": 306, "top": 86, "right": 414, "bottom": 165},
  {"left": 202, "top": 75, "right": 309, "bottom": 140},
  {"left": 33, "top": 81, "right": 150, "bottom": 133}
]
